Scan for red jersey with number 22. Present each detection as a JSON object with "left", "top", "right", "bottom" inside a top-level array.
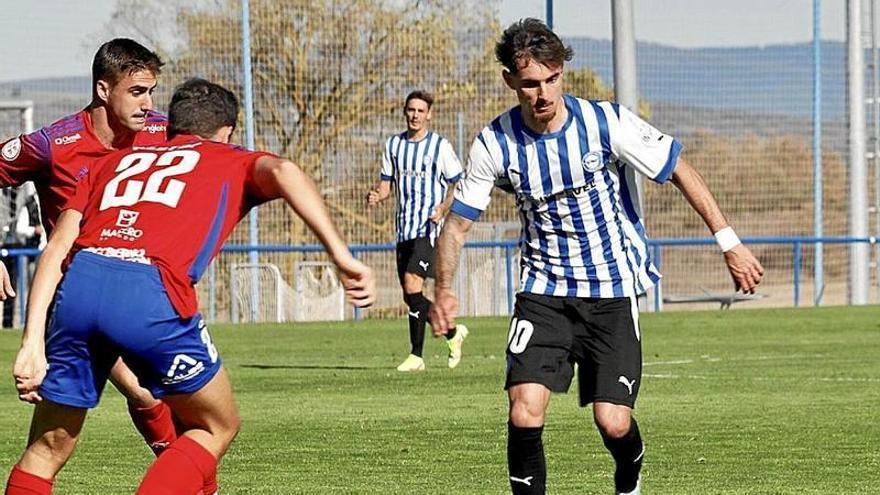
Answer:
[{"left": 64, "top": 134, "right": 274, "bottom": 318}]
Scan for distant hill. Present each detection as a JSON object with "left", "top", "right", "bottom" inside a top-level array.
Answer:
[
  {"left": 566, "top": 38, "right": 847, "bottom": 120},
  {"left": 0, "top": 39, "right": 849, "bottom": 135}
]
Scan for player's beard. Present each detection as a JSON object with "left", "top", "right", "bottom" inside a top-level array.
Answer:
[{"left": 532, "top": 98, "right": 556, "bottom": 124}]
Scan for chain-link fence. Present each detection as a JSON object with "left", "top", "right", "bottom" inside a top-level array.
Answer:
[{"left": 1, "top": 0, "right": 876, "bottom": 321}]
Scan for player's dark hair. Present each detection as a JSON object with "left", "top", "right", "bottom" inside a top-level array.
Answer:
[
  {"left": 167, "top": 78, "right": 239, "bottom": 139},
  {"left": 495, "top": 18, "right": 573, "bottom": 74},
  {"left": 405, "top": 90, "right": 434, "bottom": 109},
  {"left": 92, "top": 38, "right": 164, "bottom": 87}
]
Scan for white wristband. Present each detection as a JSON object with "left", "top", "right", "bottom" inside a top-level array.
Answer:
[{"left": 714, "top": 227, "right": 741, "bottom": 252}]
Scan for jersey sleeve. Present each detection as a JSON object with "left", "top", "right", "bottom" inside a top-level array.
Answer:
[
  {"left": 241, "top": 149, "right": 281, "bottom": 207},
  {"left": 607, "top": 104, "right": 682, "bottom": 184},
  {"left": 0, "top": 130, "right": 52, "bottom": 187},
  {"left": 380, "top": 138, "right": 394, "bottom": 181},
  {"left": 438, "top": 139, "right": 463, "bottom": 183},
  {"left": 450, "top": 136, "right": 502, "bottom": 221}
]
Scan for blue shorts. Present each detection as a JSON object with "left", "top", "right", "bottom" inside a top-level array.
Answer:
[{"left": 40, "top": 251, "right": 222, "bottom": 409}]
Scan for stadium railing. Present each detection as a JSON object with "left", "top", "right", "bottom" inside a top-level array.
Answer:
[{"left": 2, "top": 235, "right": 876, "bottom": 325}]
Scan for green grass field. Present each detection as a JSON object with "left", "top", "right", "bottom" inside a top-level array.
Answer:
[{"left": 0, "top": 306, "right": 878, "bottom": 494}]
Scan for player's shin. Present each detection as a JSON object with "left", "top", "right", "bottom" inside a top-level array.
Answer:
[
  {"left": 136, "top": 436, "right": 217, "bottom": 495},
  {"left": 601, "top": 418, "right": 644, "bottom": 493},
  {"left": 404, "top": 292, "right": 431, "bottom": 356},
  {"left": 507, "top": 422, "right": 546, "bottom": 495},
  {"left": 128, "top": 400, "right": 178, "bottom": 456}
]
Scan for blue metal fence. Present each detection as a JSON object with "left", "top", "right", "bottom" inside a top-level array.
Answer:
[{"left": 3, "top": 236, "right": 875, "bottom": 326}]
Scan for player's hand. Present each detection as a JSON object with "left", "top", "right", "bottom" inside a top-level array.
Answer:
[
  {"left": 429, "top": 205, "right": 447, "bottom": 223},
  {"left": 0, "top": 261, "right": 16, "bottom": 301},
  {"left": 723, "top": 244, "right": 764, "bottom": 294},
  {"left": 429, "top": 287, "right": 459, "bottom": 337},
  {"left": 13, "top": 342, "right": 46, "bottom": 404},
  {"left": 367, "top": 189, "right": 381, "bottom": 207},
  {"left": 336, "top": 257, "right": 376, "bottom": 308}
]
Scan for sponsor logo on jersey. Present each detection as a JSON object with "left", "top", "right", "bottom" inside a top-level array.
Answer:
[
  {"left": 581, "top": 151, "right": 604, "bottom": 173},
  {"left": 54, "top": 133, "right": 82, "bottom": 145},
  {"left": 99, "top": 227, "right": 144, "bottom": 241},
  {"left": 163, "top": 354, "right": 205, "bottom": 385},
  {"left": 400, "top": 170, "right": 428, "bottom": 178},
  {"left": 116, "top": 209, "right": 140, "bottom": 228},
  {"left": 1, "top": 137, "right": 21, "bottom": 161},
  {"left": 83, "top": 246, "right": 150, "bottom": 264},
  {"left": 520, "top": 180, "right": 597, "bottom": 207},
  {"left": 144, "top": 123, "right": 166, "bottom": 134}
]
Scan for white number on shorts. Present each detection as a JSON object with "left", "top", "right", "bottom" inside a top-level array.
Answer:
[
  {"left": 507, "top": 317, "right": 534, "bottom": 354},
  {"left": 199, "top": 320, "right": 219, "bottom": 363},
  {"left": 100, "top": 150, "right": 200, "bottom": 210}
]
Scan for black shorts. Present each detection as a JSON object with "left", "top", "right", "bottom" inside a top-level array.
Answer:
[
  {"left": 505, "top": 293, "right": 642, "bottom": 408},
  {"left": 396, "top": 236, "right": 435, "bottom": 282}
]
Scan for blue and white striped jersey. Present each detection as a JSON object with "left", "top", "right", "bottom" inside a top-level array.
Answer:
[
  {"left": 381, "top": 131, "right": 463, "bottom": 243},
  {"left": 451, "top": 95, "right": 682, "bottom": 298}
]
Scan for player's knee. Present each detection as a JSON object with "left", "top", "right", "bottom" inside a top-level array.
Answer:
[
  {"left": 509, "top": 400, "right": 545, "bottom": 427},
  {"left": 215, "top": 409, "right": 242, "bottom": 447},
  {"left": 110, "top": 370, "right": 158, "bottom": 408},
  {"left": 123, "top": 389, "right": 161, "bottom": 409},
  {"left": 402, "top": 274, "right": 424, "bottom": 294},
  {"left": 594, "top": 412, "right": 631, "bottom": 439}
]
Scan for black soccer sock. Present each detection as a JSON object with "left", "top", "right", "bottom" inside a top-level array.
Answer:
[
  {"left": 404, "top": 292, "right": 431, "bottom": 357},
  {"left": 507, "top": 422, "right": 546, "bottom": 495},
  {"left": 601, "top": 419, "right": 644, "bottom": 493}
]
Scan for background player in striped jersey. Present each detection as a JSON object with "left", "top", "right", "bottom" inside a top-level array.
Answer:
[
  {"left": 367, "top": 90, "right": 468, "bottom": 372},
  {"left": 430, "top": 19, "right": 764, "bottom": 495},
  {"left": 0, "top": 38, "right": 204, "bottom": 490},
  {"left": 8, "top": 78, "right": 375, "bottom": 494}
]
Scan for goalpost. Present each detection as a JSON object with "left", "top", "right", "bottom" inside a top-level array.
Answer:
[
  {"left": 230, "top": 262, "right": 344, "bottom": 323},
  {"left": 0, "top": 100, "right": 33, "bottom": 136}
]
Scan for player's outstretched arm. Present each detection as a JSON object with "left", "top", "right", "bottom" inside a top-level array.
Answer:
[
  {"left": 13, "top": 209, "right": 82, "bottom": 403},
  {"left": 670, "top": 156, "right": 765, "bottom": 293},
  {"left": 429, "top": 212, "right": 473, "bottom": 336},
  {"left": 366, "top": 180, "right": 391, "bottom": 207},
  {"left": 252, "top": 156, "right": 375, "bottom": 308}
]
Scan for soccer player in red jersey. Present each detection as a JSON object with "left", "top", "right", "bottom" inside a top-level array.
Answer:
[
  {"left": 7, "top": 78, "right": 376, "bottom": 495},
  {"left": 0, "top": 39, "right": 204, "bottom": 490}
]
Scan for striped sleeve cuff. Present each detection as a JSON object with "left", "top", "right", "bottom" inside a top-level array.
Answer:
[
  {"left": 446, "top": 173, "right": 462, "bottom": 184},
  {"left": 379, "top": 173, "right": 393, "bottom": 181},
  {"left": 653, "top": 140, "right": 682, "bottom": 184},
  {"left": 450, "top": 199, "right": 483, "bottom": 221}
]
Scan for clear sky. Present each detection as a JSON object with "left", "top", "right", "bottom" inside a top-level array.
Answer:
[{"left": 0, "top": 0, "right": 850, "bottom": 82}]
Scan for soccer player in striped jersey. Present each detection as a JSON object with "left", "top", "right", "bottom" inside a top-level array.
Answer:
[
  {"left": 429, "top": 19, "right": 764, "bottom": 495},
  {"left": 368, "top": 90, "right": 468, "bottom": 371},
  {"left": 0, "top": 39, "right": 206, "bottom": 492}
]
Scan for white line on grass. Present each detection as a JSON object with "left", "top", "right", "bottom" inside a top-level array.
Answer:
[{"left": 644, "top": 353, "right": 827, "bottom": 368}]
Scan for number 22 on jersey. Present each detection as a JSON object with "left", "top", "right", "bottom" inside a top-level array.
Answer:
[{"left": 100, "top": 150, "right": 200, "bottom": 211}]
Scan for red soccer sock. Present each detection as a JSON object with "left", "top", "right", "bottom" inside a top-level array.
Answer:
[
  {"left": 201, "top": 470, "right": 218, "bottom": 495},
  {"left": 5, "top": 465, "right": 52, "bottom": 495},
  {"left": 128, "top": 401, "right": 178, "bottom": 456},
  {"left": 136, "top": 436, "right": 217, "bottom": 495}
]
